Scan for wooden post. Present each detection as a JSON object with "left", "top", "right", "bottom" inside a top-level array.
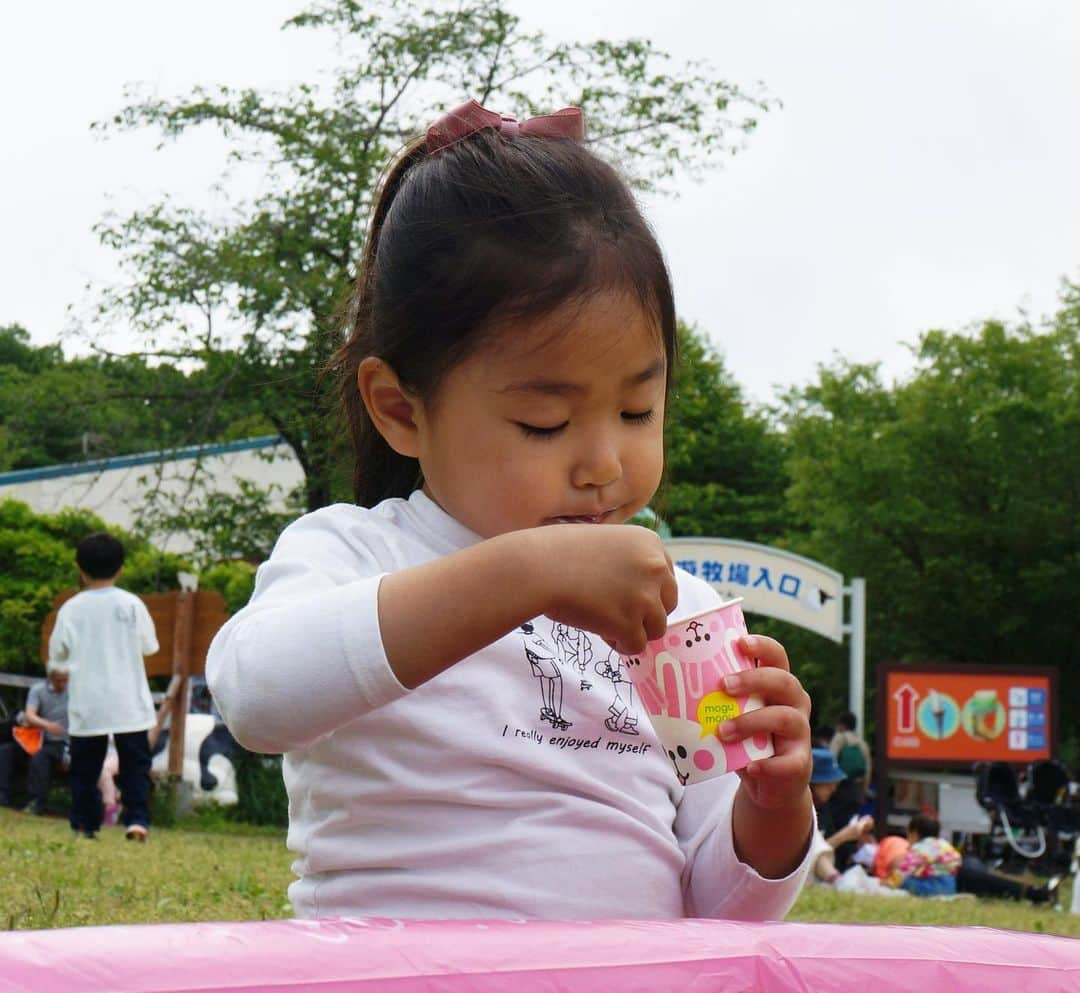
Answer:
[{"left": 167, "top": 591, "right": 195, "bottom": 781}]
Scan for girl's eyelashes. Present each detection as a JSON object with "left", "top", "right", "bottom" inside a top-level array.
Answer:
[
  {"left": 515, "top": 410, "right": 656, "bottom": 439},
  {"left": 515, "top": 421, "right": 568, "bottom": 439}
]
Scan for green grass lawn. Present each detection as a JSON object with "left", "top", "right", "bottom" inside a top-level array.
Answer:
[
  {"left": 1, "top": 808, "right": 292, "bottom": 929},
  {"left": 2, "top": 807, "right": 1077, "bottom": 937}
]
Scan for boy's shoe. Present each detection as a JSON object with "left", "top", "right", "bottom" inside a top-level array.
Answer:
[
  {"left": 72, "top": 829, "right": 98, "bottom": 840},
  {"left": 125, "top": 824, "right": 148, "bottom": 842}
]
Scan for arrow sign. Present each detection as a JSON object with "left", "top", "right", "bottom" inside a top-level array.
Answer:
[{"left": 893, "top": 683, "right": 919, "bottom": 733}]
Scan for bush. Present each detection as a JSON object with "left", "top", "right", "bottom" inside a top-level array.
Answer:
[
  {"left": 150, "top": 777, "right": 178, "bottom": 828},
  {"left": 232, "top": 748, "right": 288, "bottom": 827},
  {"left": 198, "top": 560, "right": 257, "bottom": 615}
]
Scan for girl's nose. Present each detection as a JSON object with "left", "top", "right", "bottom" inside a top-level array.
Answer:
[{"left": 571, "top": 436, "right": 622, "bottom": 490}]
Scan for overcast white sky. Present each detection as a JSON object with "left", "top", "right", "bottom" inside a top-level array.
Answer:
[{"left": 2, "top": 1, "right": 1078, "bottom": 403}]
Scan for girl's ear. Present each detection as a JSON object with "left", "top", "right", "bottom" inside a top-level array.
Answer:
[{"left": 357, "top": 357, "right": 422, "bottom": 457}]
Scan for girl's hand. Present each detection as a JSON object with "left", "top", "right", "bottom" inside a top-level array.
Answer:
[
  {"left": 719, "top": 634, "right": 812, "bottom": 812},
  {"left": 533, "top": 524, "right": 678, "bottom": 655}
]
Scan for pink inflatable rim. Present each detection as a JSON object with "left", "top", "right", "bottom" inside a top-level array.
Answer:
[{"left": 0, "top": 916, "right": 1077, "bottom": 993}]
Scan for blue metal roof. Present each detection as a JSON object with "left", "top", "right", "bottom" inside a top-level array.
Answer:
[{"left": 0, "top": 435, "right": 285, "bottom": 488}]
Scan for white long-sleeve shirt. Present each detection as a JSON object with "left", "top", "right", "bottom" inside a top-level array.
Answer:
[{"left": 207, "top": 490, "right": 811, "bottom": 920}]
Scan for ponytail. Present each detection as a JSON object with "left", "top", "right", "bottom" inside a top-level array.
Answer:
[{"left": 333, "top": 138, "right": 427, "bottom": 507}]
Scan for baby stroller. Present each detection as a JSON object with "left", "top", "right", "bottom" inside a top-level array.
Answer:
[
  {"left": 972, "top": 761, "right": 1047, "bottom": 870},
  {"left": 1027, "top": 759, "right": 1080, "bottom": 873}
]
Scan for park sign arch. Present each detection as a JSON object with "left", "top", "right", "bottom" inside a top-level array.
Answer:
[{"left": 664, "top": 537, "right": 867, "bottom": 729}]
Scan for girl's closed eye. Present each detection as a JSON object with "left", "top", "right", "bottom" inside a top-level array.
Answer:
[
  {"left": 622, "top": 409, "right": 656, "bottom": 425},
  {"left": 516, "top": 420, "right": 569, "bottom": 439}
]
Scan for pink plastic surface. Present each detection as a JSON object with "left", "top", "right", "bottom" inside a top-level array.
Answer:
[
  {"left": 1, "top": 917, "right": 1077, "bottom": 993},
  {"left": 622, "top": 599, "right": 773, "bottom": 783}
]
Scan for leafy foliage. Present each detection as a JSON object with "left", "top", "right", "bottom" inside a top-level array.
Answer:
[
  {"left": 135, "top": 475, "right": 303, "bottom": 570},
  {"left": 780, "top": 285, "right": 1080, "bottom": 740},
  {"left": 663, "top": 324, "right": 790, "bottom": 544},
  {"left": 232, "top": 752, "right": 289, "bottom": 828},
  {"left": 0, "top": 326, "right": 271, "bottom": 473},
  {"left": 198, "top": 561, "right": 259, "bottom": 617}
]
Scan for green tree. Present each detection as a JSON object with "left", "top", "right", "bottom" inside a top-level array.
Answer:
[
  {"left": 780, "top": 284, "right": 1080, "bottom": 741},
  {"left": 90, "top": 0, "right": 774, "bottom": 512},
  {"left": 0, "top": 342, "right": 273, "bottom": 471},
  {"left": 0, "top": 324, "right": 61, "bottom": 374},
  {"left": 139, "top": 478, "right": 304, "bottom": 569},
  {"left": 662, "top": 324, "right": 790, "bottom": 543},
  {"left": 659, "top": 324, "right": 844, "bottom": 722}
]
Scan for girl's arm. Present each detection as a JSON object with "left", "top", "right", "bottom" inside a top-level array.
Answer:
[
  {"left": 377, "top": 524, "right": 675, "bottom": 689},
  {"left": 676, "top": 774, "right": 814, "bottom": 919},
  {"left": 207, "top": 512, "right": 675, "bottom": 753}
]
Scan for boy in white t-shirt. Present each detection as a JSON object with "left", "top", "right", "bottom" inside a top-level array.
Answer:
[{"left": 49, "top": 533, "right": 159, "bottom": 840}]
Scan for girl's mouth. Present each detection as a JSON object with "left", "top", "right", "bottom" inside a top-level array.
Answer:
[{"left": 549, "top": 511, "right": 612, "bottom": 525}]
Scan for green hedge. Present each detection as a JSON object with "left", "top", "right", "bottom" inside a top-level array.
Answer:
[{"left": 232, "top": 749, "right": 289, "bottom": 827}]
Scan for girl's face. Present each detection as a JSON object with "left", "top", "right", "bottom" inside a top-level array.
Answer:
[{"left": 412, "top": 290, "right": 667, "bottom": 539}]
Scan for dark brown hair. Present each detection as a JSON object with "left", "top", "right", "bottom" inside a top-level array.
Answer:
[
  {"left": 76, "top": 531, "right": 125, "bottom": 579},
  {"left": 908, "top": 812, "right": 941, "bottom": 840},
  {"left": 334, "top": 126, "right": 677, "bottom": 507}
]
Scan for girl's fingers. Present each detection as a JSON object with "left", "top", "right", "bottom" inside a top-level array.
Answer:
[
  {"left": 644, "top": 604, "right": 669, "bottom": 642},
  {"left": 739, "top": 750, "right": 812, "bottom": 780},
  {"left": 739, "top": 634, "right": 789, "bottom": 672},
  {"left": 718, "top": 704, "right": 808, "bottom": 744},
  {"left": 661, "top": 572, "right": 679, "bottom": 613},
  {"left": 723, "top": 668, "right": 811, "bottom": 715}
]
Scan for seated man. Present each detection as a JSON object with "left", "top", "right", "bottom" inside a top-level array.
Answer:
[{"left": 0, "top": 662, "right": 70, "bottom": 814}]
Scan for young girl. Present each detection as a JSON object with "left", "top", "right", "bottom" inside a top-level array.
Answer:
[{"left": 207, "top": 100, "right": 814, "bottom": 921}]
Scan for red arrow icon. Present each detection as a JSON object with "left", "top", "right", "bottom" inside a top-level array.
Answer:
[{"left": 893, "top": 683, "right": 919, "bottom": 734}]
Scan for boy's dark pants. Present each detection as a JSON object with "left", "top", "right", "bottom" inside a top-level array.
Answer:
[
  {"left": 0, "top": 739, "right": 65, "bottom": 812},
  {"left": 69, "top": 731, "right": 152, "bottom": 834}
]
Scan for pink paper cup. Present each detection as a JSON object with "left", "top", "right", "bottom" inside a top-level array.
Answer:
[{"left": 621, "top": 599, "right": 774, "bottom": 785}]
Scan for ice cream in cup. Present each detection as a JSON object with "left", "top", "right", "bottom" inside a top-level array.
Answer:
[{"left": 620, "top": 598, "right": 774, "bottom": 785}]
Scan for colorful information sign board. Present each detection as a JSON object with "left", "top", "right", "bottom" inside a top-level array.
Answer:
[{"left": 880, "top": 665, "right": 1054, "bottom": 764}]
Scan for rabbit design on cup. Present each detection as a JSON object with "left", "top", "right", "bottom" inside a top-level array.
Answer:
[{"left": 623, "top": 603, "right": 774, "bottom": 784}]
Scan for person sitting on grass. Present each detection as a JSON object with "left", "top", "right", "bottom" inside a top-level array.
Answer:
[
  {"left": 891, "top": 812, "right": 962, "bottom": 896},
  {"left": 901, "top": 812, "right": 1062, "bottom": 904},
  {"left": 805, "top": 747, "right": 874, "bottom": 885},
  {"left": 0, "top": 662, "right": 70, "bottom": 815}
]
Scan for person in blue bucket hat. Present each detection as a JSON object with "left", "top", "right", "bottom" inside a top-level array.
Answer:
[
  {"left": 805, "top": 748, "right": 873, "bottom": 885},
  {"left": 811, "top": 747, "right": 846, "bottom": 785}
]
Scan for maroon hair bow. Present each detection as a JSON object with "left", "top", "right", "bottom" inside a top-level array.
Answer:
[{"left": 426, "top": 100, "right": 585, "bottom": 154}]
